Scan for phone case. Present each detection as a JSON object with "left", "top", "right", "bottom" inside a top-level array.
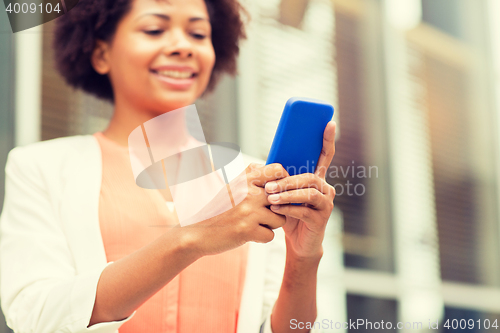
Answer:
[{"left": 266, "top": 97, "right": 334, "bottom": 176}]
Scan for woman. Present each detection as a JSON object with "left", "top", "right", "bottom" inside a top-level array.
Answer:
[{"left": 0, "top": 0, "right": 336, "bottom": 332}]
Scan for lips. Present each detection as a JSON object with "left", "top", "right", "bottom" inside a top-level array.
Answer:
[
  {"left": 151, "top": 65, "right": 197, "bottom": 78},
  {"left": 150, "top": 66, "right": 198, "bottom": 89},
  {"left": 152, "top": 69, "right": 196, "bottom": 79}
]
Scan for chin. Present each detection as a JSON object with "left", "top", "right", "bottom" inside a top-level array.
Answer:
[
  {"left": 142, "top": 86, "right": 206, "bottom": 114},
  {"left": 153, "top": 96, "right": 198, "bottom": 114}
]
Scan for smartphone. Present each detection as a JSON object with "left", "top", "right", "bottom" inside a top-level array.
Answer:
[{"left": 266, "top": 97, "right": 334, "bottom": 175}]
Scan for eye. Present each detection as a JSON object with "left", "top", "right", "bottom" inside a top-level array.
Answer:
[
  {"left": 144, "top": 29, "right": 164, "bottom": 36},
  {"left": 191, "top": 33, "right": 207, "bottom": 40}
]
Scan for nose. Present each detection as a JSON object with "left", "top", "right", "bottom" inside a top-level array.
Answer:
[{"left": 165, "top": 28, "right": 193, "bottom": 58}]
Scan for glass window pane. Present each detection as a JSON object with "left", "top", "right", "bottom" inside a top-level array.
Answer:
[
  {"left": 346, "top": 295, "right": 398, "bottom": 333},
  {"left": 407, "top": 19, "right": 500, "bottom": 286},
  {"left": 332, "top": 1, "right": 394, "bottom": 272},
  {"left": 421, "top": 0, "right": 463, "bottom": 39},
  {"left": 442, "top": 307, "right": 500, "bottom": 333}
]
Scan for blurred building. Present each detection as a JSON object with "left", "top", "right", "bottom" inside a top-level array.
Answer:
[{"left": 1, "top": 0, "right": 500, "bottom": 332}]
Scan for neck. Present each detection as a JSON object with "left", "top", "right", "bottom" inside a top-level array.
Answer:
[{"left": 103, "top": 96, "right": 191, "bottom": 152}]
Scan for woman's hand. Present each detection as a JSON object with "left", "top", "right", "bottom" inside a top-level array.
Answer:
[
  {"left": 265, "top": 121, "right": 337, "bottom": 259},
  {"left": 181, "top": 163, "right": 289, "bottom": 257}
]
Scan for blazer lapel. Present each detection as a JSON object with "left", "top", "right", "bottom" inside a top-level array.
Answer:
[{"left": 61, "top": 135, "right": 108, "bottom": 274}]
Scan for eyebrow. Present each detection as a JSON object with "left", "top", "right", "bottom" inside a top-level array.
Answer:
[{"left": 136, "top": 13, "right": 209, "bottom": 23}]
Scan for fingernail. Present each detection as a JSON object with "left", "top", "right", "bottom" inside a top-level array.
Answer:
[
  {"left": 268, "top": 194, "right": 280, "bottom": 202},
  {"left": 266, "top": 182, "right": 278, "bottom": 192},
  {"left": 271, "top": 205, "right": 280, "bottom": 211}
]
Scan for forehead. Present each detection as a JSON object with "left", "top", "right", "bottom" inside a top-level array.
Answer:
[{"left": 129, "top": 0, "right": 209, "bottom": 17}]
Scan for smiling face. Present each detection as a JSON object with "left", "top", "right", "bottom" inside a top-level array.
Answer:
[{"left": 91, "top": 0, "right": 216, "bottom": 113}]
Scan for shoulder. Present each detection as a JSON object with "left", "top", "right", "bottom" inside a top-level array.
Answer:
[
  {"left": 5, "top": 135, "right": 99, "bottom": 181},
  {"left": 7, "top": 135, "right": 98, "bottom": 166},
  {"left": 8, "top": 135, "right": 97, "bottom": 162}
]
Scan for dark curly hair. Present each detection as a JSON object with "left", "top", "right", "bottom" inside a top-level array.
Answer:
[{"left": 53, "top": 0, "right": 247, "bottom": 102}]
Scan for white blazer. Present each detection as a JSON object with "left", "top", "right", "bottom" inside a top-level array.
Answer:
[{"left": 0, "top": 135, "right": 291, "bottom": 333}]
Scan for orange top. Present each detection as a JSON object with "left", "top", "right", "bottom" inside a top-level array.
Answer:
[{"left": 94, "top": 132, "right": 249, "bottom": 333}]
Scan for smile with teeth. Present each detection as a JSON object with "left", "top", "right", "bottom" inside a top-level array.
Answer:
[{"left": 153, "top": 70, "right": 195, "bottom": 79}]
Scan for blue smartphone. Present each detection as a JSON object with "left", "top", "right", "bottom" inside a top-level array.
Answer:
[{"left": 266, "top": 97, "right": 334, "bottom": 175}]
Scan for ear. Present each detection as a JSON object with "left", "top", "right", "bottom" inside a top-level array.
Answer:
[{"left": 91, "top": 40, "right": 111, "bottom": 75}]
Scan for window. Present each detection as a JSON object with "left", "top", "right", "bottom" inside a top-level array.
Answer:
[{"left": 346, "top": 295, "right": 397, "bottom": 333}]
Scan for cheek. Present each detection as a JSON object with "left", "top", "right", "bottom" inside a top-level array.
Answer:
[
  {"left": 201, "top": 46, "right": 216, "bottom": 74},
  {"left": 198, "top": 49, "right": 216, "bottom": 89},
  {"left": 111, "top": 40, "right": 156, "bottom": 78}
]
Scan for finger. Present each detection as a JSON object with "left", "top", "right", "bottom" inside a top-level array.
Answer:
[
  {"left": 267, "top": 188, "right": 327, "bottom": 210},
  {"left": 315, "top": 121, "right": 336, "bottom": 179},
  {"left": 251, "top": 163, "right": 289, "bottom": 187},
  {"left": 260, "top": 210, "right": 286, "bottom": 229},
  {"left": 270, "top": 204, "right": 322, "bottom": 225},
  {"left": 265, "top": 173, "right": 330, "bottom": 195},
  {"left": 247, "top": 162, "right": 264, "bottom": 171},
  {"left": 253, "top": 226, "right": 275, "bottom": 243},
  {"left": 243, "top": 185, "right": 274, "bottom": 207}
]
